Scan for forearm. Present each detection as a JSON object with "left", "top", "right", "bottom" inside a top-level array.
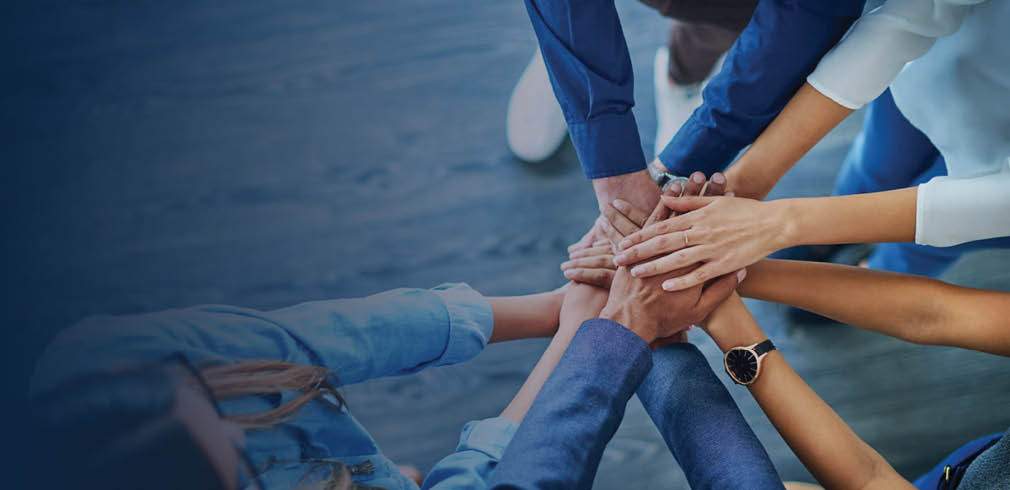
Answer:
[
  {"left": 592, "top": 170, "right": 661, "bottom": 214},
  {"left": 500, "top": 284, "right": 606, "bottom": 422},
  {"left": 773, "top": 187, "right": 917, "bottom": 247},
  {"left": 498, "top": 326, "right": 576, "bottom": 424},
  {"left": 487, "top": 291, "right": 564, "bottom": 343},
  {"left": 636, "top": 344, "right": 784, "bottom": 490},
  {"left": 741, "top": 260, "right": 1010, "bottom": 356},
  {"left": 705, "top": 295, "right": 912, "bottom": 490},
  {"left": 725, "top": 83, "right": 853, "bottom": 200}
]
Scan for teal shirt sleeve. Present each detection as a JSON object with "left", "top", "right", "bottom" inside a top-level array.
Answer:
[
  {"left": 422, "top": 417, "right": 519, "bottom": 490},
  {"left": 31, "top": 283, "right": 494, "bottom": 395}
]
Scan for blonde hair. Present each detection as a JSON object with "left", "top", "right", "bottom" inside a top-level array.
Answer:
[{"left": 201, "top": 360, "right": 358, "bottom": 490}]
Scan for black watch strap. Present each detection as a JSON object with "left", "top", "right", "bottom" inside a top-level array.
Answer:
[{"left": 753, "top": 339, "right": 776, "bottom": 357}]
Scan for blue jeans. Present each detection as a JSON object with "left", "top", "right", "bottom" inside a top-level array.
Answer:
[{"left": 833, "top": 89, "right": 1010, "bottom": 277}]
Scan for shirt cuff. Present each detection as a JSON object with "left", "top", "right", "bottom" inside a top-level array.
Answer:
[
  {"left": 915, "top": 166, "right": 1010, "bottom": 247},
  {"left": 456, "top": 417, "right": 519, "bottom": 459},
  {"left": 567, "top": 112, "right": 648, "bottom": 179},
  {"left": 657, "top": 117, "right": 746, "bottom": 177},
  {"left": 431, "top": 283, "right": 494, "bottom": 365}
]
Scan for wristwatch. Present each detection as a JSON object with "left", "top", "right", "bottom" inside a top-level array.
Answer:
[
  {"left": 648, "top": 164, "right": 689, "bottom": 193},
  {"left": 724, "top": 339, "right": 776, "bottom": 385}
]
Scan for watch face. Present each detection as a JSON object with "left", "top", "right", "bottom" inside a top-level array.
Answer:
[{"left": 726, "top": 348, "right": 759, "bottom": 384}]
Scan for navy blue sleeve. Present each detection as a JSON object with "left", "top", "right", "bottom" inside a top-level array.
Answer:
[
  {"left": 488, "top": 319, "right": 652, "bottom": 489},
  {"left": 636, "top": 343, "right": 785, "bottom": 490},
  {"left": 523, "top": 0, "right": 648, "bottom": 179},
  {"left": 659, "top": 0, "right": 866, "bottom": 177}
]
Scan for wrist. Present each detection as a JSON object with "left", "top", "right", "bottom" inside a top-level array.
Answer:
[
  {"left": 599, "top": 305, "right": 657, "bottom": 344},
  {"left": 592, "top": 170, "right": 661, "bottom": 212},
  {"left": 702, "top": 295, "right": 767, "bottom": 352},
  {"left": 769, "top": 198, "right": 800, "bottom": 250}
]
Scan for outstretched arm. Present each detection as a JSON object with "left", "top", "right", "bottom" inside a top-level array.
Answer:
[
  {"left": 614, "top": 188, "right": 917, "bottom": 291},
  {"left": 704, "top": 294, "right": 916, "bottom": 490},
  {"left": 486, "top": 290, "right": 565, "bottom": 343},
  {"left": 739, "top": 259, "right": 1010, "bottom": 357},
  {"left": 498, "top": 283, "right": 609, "bottom": 423}
]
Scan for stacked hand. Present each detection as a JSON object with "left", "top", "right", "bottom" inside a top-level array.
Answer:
[{"left": 560, "top": 172, "right": 745, "bottom": 347}]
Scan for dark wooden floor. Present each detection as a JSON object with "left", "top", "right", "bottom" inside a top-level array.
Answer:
[{"left": 6, "top": 1, "right": 1010, "bottom": 487}]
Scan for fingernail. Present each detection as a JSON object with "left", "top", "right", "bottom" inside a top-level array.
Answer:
[
  {"left": 669, "top": 184, "right": 681, "bottom": 195},
  {"left": 612, "top": 199, "right": 628, "bottom": 212},
  {"left": 630, "top": 267, "right": 642, "bottom": 277},
  {"left": 737, "top": 269, "right": 747, "bottom": 282},
  {"left": 692, "top": 174, "right": 704, "bottom": 183},
  {"left": 712, "top": 173, "right": 725, "bottom": 184},
  {"left": 563, "top": 270, "right": 574, "bottom": 278},
  {"left": 618, "top": 239, "right": 631, "bottom": 250},
  {"left": 662, "top": 280, "right": 677, "bottom": 290},
  {"left": 613, "top": 257, "right": 620, "bottom": 266},
  {"left": 560, "top": 261, "right": 571, "bottom": 270},
  {"left": 614, "top": 254, "right": 626, "bottom": 265}
]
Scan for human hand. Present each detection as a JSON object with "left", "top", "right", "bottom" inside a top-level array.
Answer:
[
  {"left": 599, "top": 262, "right": 743, "bottom": 347},
  {"left": 561, "top": 170, "right": 732, "bottom": 287},
  {"left": 558, "top": 282, "right": 610, "bottom": 335},
  {"left": 562, "top": 240, "right": 618, "bottom": 289},
  {"left": 614, "top": 195, "right": 788, "bottom": 291}
]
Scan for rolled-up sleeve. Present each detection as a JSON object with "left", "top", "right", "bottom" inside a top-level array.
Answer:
[
  {"left": 807, "top": 0, "right": 977, "bottom": 110},
  {"left": 915, "top": 160, "right": 1010, "bottom": 247},
  {"left": 422, "top": 417, "right": 519, "bottom": 490},
  {"left": 31, "top": 283, "right": 494, "bottom": 395},
  {"left": 523, "top": 0, "right": 647, "bottom": 179}
]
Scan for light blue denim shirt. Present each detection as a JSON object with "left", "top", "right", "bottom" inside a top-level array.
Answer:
[{"left": 30, "top": 283, "right": 518, "bottom": 490}]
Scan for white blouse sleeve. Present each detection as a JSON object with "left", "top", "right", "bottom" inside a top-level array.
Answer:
[
  {"left": 807, "top": 0, "right": 981, "bottom": 110},
  {"left": 916, "top": 158, "right": 1010, "bottom": 247}
]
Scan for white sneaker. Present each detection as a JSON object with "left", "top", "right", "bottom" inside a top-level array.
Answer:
[
  {"left": 653, "top": 46, "right": 713, "bottom": 157},
  {"left": 506, "top": 49, "right": 568, "bottom": 163}
]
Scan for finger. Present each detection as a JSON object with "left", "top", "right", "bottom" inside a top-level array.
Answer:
[
  {"left": 611, "top": 199, "right": 649, "bottom": 228},
  {"left": 628, "top": 245, "right": 708, "bottom": 278},
  {"left": 725, "top": 191, "right": 735, "bottom": 197},
  {"left": 694, "top": 269, "right": 745, "bottom": 313},
  {"left": 618, "top": 212, "right": 697, "bottom": 251},
  {"left": 561, "top": 255, "right": 617, "bottom": 271},
  {"left": 596, "top": 215, "right": 623, "bottom": 249},
  {"left": 569, "top": 244, "right": 613, "bottom": 259},
  {"left": 683, "top": 172, "right": 706, "bottom": 196},
  {"left": 645, "top": 186, "right": 681, "bottom": 226},
  {"left": 614, "top": 229, "right": 692, "bottom": 266},
  {"left": 602, "top": 203, "right": 642, "bottom": 237},
  {"left": 659, "top": 195, "right": 717, "bottom": 215},
  {"left": 661, "top": 262, "right": 724, "bottom": 292},
  {"left": 591, "top": 239, "right": 610, "bottom": 248},
  {"left": 562, "top": 268, "right": 615, "bottom": 289},
  {"left": 705, "top": 172, "right": 727, "bottom": 196}
]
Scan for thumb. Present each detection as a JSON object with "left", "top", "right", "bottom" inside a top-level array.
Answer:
[{"left": 695, "top": 268, "right": 745, "bottom": 313}]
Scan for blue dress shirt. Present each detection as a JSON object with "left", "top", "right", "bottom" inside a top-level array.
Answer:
[{"left": 524, "top": 0, "right": 865, "bottom": 179}]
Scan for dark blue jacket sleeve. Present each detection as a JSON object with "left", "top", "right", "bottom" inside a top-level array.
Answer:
[
  {"left": 523, "top": 0, "right": 648, "bottom": 179},
  {"left": 659, "top": 0, "right": 866, "bottom": 177},
  {"left": 488, "top": 319, "right": 652, "bottom": 489},
  {"left": 636, "top": 343, "right": 785, "bottom": 490}
]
